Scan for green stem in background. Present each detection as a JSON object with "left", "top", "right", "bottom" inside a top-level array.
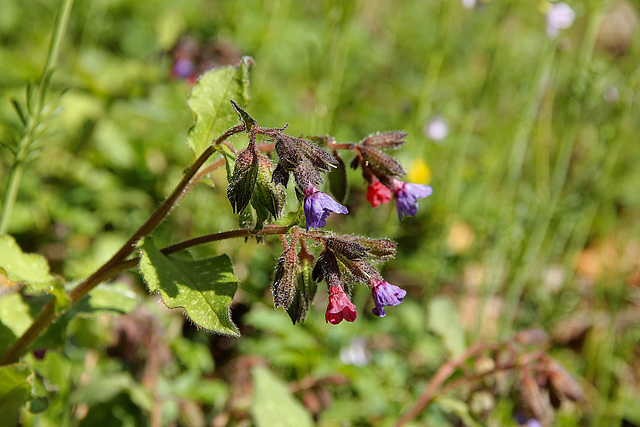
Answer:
[
  {"left": 0, "top": 125, "right": 244, "bottom": 366},
  {"left": 0, "top": 0, "right": 75, "bottom": 234},
  {"left": 498, "top": 2, "right": 608, "bottom": 338}
]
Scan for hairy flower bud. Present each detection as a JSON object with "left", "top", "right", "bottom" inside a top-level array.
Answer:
[
  {"left": 361, "top": 131, "right": 407, "bottom": 149},
  {"left": 543, "top": 356, "right": 584, "bottom": 403},
  {"left": 227, "top": 145, "right": 258, "bottom": 214},
  {"left": 287, "top": 249, "right": 317, "bottom": 324},
  {"left": 272, "top": 244, "right": 299, "bottom": 310},
  {"left": 519, "top": 368, "right": 552, "bottom": 426},
  {"left": 251, "top": 155, "right": 285, "bottom": 223},
  {"left": 359, "top": 146, "right": 407, "bottom": 177},
  {"left": 272, "top": 134, "right": 338, "bottom": 193},
  {"left": 514, "top": 329, "right": 549, "bottom": 346},
  {"left": 324, "top": 237, "right": 369, "bottom": 261}
]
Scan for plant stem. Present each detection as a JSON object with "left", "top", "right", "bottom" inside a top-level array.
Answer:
[
  {"left": 395, "top": 342, "right": 543, "bottom": 427},
  {"left": 111, "top": 225, "right": 292, "bottom": 275},
  {"left": 0, "top": 125, "right": 244, "bottom": 366},
  {"left": 0, "top": 0, "right": 74, "bottom": 234}
]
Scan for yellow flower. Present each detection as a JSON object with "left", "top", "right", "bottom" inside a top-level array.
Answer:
[{"left": 406, "top": 159, "right": 431, "bottom": 185}]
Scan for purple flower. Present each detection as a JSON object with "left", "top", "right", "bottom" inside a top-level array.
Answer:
[
  {"left": 172, "top": 57, "right": 195, "bottom": 79},
  {"left": 393, "top": 180, "right": 433, "bottom": 220},
  {"left": 371, "top": 279, "right": 407, "bottom": 317},
  {"left": 304, "top": 186, "right": 348, "bottom": 230}
]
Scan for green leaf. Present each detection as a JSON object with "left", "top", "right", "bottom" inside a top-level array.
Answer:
[
  {"left": 328, "top": 153, "right": 348, "bottom": 204},
  {"left": 0, "top": 363, "right": 33, "bottom": 426},
  {"left": 33, "top": 281, "right": 140, "bottom": 350},
  {"left": 0, "top": 282, "right": 139, "bottom": 352},
  {"left": 186, "top": 56, "right": 253, "bottom": 158},
  {"left": 427, "top": 296, "right": 466, "bottom": 357},
  {"left": 436, "top": 395, "right": 482, "bottom": 427},
  {"left": 138, "top": 238, "right": 239, "bottom": 337},
  {"left": 0, "top": 321, "right": 17, "bottom": 357},
  {"left": 0, "top": 293, "right": 33, "bottom": 338},
  {"left": 251, "top": 366, "right": 314, "bottom": 427},
  {"left": 0, "top": 235, "right": 56, "bottom": 290}
]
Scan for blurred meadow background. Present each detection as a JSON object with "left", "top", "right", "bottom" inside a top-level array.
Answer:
[{"left": 1, "top": 0, "right": 640, "bottom": 425}]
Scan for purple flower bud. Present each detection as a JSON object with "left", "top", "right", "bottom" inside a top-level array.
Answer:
[
  {"left": 371, "top": 279, "right": 407, "bottom": 317},
  {"left": 304, "top": 186, "right": 348, "bottom": 230},
  {"left": 393, "top": 180, "right": 433, "bottom": 220}
]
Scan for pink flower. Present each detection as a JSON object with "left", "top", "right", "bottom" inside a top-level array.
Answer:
[
  {"left": 366, "top": 181, "right": 393, "bottom": 207},
  {"left": 325, "top": 285, "right": 357, "bottom": 324}
]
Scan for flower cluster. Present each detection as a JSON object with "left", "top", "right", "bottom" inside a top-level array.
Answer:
[
  {"left": 349, "top": 131, "right": 433, "bottom": 220},
  {"left": 224, "top": 102, "right": 430, "bottom": 324}
]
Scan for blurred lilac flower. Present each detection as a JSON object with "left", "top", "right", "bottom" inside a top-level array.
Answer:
[
  {"left": 423, "top": 116, "right": 449, "bottom": 142},
  {"left": 326, "top": 285, "right": 357, "bottom": 324},
  {"left": 514, "top": 413, "right": 543, "bottom": 427},
  {"left": 340, "top": 337, "right": 370, "bottom": 366},
  {"left": 172, "top": 57, "right": 195, "bottom": 79},
  {"left": 546, "top": 2, "right": 576, "bottom": 39},
  {"left": 304, "top": 186, "right": 348, "bottom": 230},
  {"left": 371, "top": 279, "right": 407, "bottom": 317},
  {"left": 603, "top": 86, "right": 619, "bottom": 103},
  {"left": 461, "top": 0, "right": 477, "bottom": 9},
  {"left": 393, "top": 180, "right": 433, "bottom": 220}
]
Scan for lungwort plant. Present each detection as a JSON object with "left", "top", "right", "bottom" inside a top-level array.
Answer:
[{"left": 0, "top": 56, "right": 435, "bottom": 420}]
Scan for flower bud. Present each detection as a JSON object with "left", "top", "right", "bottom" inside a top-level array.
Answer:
[
  {"left": 519, "top": 368, "right": 552, "bottom": 426},
  {"left": 287, "top": 250, "right": 317, "bottom": 324},
  {"left": 251, "top": 155, "right": 285, "bottom": 222},
  {"left": 227, "top": 145, "right": 258, "bottom": 214},
  {"left": 543, "top": 356, "right": 584, "bottom": 403},
  {"left": 359, "top": 146, "right": 407, "bottom": 177},
  {"left": 361, "top": 131, "right": 407, "bottom": 149},
  {"left": 272, "top": 245, "right": 299, "bottom": 310}
]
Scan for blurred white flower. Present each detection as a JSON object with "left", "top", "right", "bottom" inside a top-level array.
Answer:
[
  {"left": 603, "top": 86, "right": 619, "bottom": 103},
  {"left": 546, "top": 2, "right": 576, "bottom": 39},
  {"left": 462, "top": 0, "right": 477, "bottom": 9},
  {"left": 423, "top": 116, "right": 449, "bottom": 142},
  {"left": 339, "top": 337, "right": 370, "bottom": 366}
]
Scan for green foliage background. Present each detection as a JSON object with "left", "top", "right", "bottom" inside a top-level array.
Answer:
[{"left": 1, "top": 0, "right": 640, "bottom": 425}]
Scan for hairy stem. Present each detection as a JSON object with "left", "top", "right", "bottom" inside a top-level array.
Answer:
[
  {"left": 0, "top": 124, "right": 244, "bottom": 365},
  {"left": 111, "top": 225, "right": 292, "bottom": 274},
  {"left": 0, "top": 0, "right": 74, "bottom": 234}
]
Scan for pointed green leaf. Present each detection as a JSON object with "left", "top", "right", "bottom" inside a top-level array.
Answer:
[
  {"left": 251, "top": 366, "right": 313, "bottom": 427},
  {"left": 186, "top": 56, "right": 253, "bottom": 158},
  {"left": 230, "top": 99, "right": 256, "bottom": 132},
  {"left": 0, "top": 235, "right": 56, "bottom": 290},
  {"left": 0, "top": 363, "right": 33, "bottom": 426},
  {"left": 138, "top": 238, "right": 239, "bottom": 336}
]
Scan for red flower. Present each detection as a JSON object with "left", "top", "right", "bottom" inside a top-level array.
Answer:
[
  {"left": 325, "top": 285, "right": 357, "bottom": 324},
  {"left": 366, "top": 181, "right": 393, "bottom": 208}
]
